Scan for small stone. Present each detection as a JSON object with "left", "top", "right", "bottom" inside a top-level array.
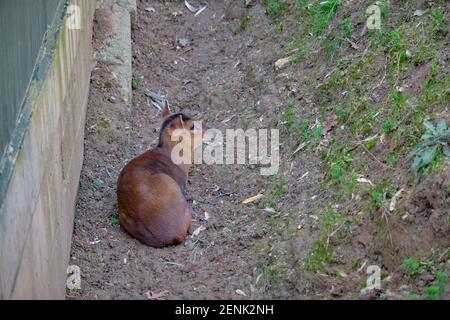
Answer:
[
  {"left": 275, "top": 57, "right": 292, "bottom": 70},
  {"left": 413, "top": 9, "right": 427, "bottom": 17},
  {"left": 423, "top": 274, "right": 435, "bottom": 282},
  {"left": 177, "top": 38, "right": 189, "bottom": 47},
  {"left": 109, "top": 96, "right": 116, "bottom": 103},
  {"left": 330, "top": 285, "right": 344, "bottom": 297}
]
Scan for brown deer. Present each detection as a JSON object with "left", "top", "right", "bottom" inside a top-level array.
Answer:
[{"left": 117, "top": 104, "right": 206, "bottom": 247}]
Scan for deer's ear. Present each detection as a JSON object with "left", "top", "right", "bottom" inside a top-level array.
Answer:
[{"left": 162, "top": 101, "right": 170, "bottom": 118}]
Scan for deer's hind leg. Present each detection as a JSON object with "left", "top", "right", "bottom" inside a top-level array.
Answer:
[{"left": 185, "top": 204, "right": 193, "bottom": 235}]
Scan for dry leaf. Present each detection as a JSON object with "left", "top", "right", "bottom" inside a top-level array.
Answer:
[
  {"left": 275, "top": 57, "right": 292, "bottom": 70},
  {"left": 235, "top": 289, "right": 247, "bottom": 296},
  {"left": 145, "top": 290, "right": 169, "bottom": 300},
  {"left": 322, "top": 114, "right": 338, "bottom": 135},
  {"left": 145, "top": 6, "right": 155, "bottom": 12},
  {"left": 362, "top": 134, "right": 378, "bottom": 142},
  {"left": 356, "top": 177, "right": 374, "bottom": 186},
  {"left": 346, "top": 38, "right": 360, "bottom": 50},
  {"left": 204, "top": 211, "right": 210, "bottom": 221},
  {"left": 298, "top": 171, "right": 309, "bottom": 181},
  {"left": 184, "top": 0, "right": 198, "bottom": 13},
  {"left": 221, "top": 115, "right": 235, "bottom": 123},
  {"left": 293, "top": 141, "right": 308, "bottom": 155},
  {"left": 171, "top": 10, "right": 183, "bottom": 17},
  {"left": 389, "top": 188, "right": 404, "bottom": 212},
  {"left": 195, "top": 6, "right": 207, "bottom": 16},
  {"left": 242, "top": 194, "right": 263, "bottom": 204},
  {"left": 414, "top": 9, "right": 427, "bottom": 17},
  {"left": 192, "top": 225, "right": 206, "bottom": 237}
]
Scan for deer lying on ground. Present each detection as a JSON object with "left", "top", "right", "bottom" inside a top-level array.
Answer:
[{"left": 117, "top": 103, "right": 206, "bottom": 247}]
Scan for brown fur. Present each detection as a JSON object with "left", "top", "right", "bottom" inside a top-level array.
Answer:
[{"left": 117, "top": 104, "right": 203, "bottom": 247}]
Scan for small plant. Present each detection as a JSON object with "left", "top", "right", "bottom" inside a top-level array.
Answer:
[
  {"left": 89, "top": 179, "right": 105, "bottom": 192},
  {"left": 408, "top": 120, "right": 450, "bottom": 181},
  {"left": 264, "top": 0, "right": 289, "bottom": 17},
  {"left": 424, "top": 271, "right": 448, "bottom": 300},
  {"left": 407, "top": 292, "right": 422, "bottom": 300},
  {"left": 305, "top": 237, "right": 333, "bottom": 272},
  {"left": 336, "top": 105, "right": 346, "bottom": 119},
  {"left": 370, "top": 190, "right": 383, "bottom": 208},
  {"left": 300, "top": 119, "right": 310, "bottom": 140},
  {"left": 313, "top": 125, "right": 322, "bottom": 140},
  {"left": 298, "top": 0, "right": 340, "bottom": 35},
  {"left": 111, "top": 217, "right": 120, "bottom": 227},
  {"left": 331, "top": 162, "right": 342, "bottom": 182},
  {"left": 240, "top": 13, "right": 251, "bottom": 30},
  {"left": 390, "top": 31, "right": 401, "bottom": 51},
  {"left": 103, "top": 81, "right": 113, "bottom": 89},
  {"left": 132, "top": 73, "right": 142, "bottom": 90},
  {"left": 390, "top": 91, "right": 407, "bottom": 109},
  {"left": 379, "top": 0, "right": 388, "bottom": 19},
  {"left": 431, "top": 10, "right": 445, "bottom": 32},
  {"left": 319, "top": 0, "right": 339, "bottom": 16},
  {"left": 285, "top": 99, "right": 298, "bottom": 131},
  {"left": 342, "top": 19, "right": 352, "bottom": 38},
  {"left": 337, "top": 58, "right": 347, "bottom": 69},
  {"left": 382, "top": 119, "right": 393, "bottom": 134},
  {"left": 403, "top": 258, "right": 422, "bottom": 277}
]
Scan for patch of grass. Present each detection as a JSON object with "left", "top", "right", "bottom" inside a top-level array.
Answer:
[
  {"left": 256, "top": 258, "right": 287, "bottom": 294},
  {"left": 132, "top": 73, "right": 142, "bottom": 90},
  {"left": 98, "top": 118, "right": 110, "bottom": 129},
  {"left": 330, "top": 162, "right": 342, "bottom": 182},
  {"left": 424, "top": 271, "right": 448, "bottom": 300},
  {"left": 264, "top": 0, "right": 290, "bottom": 18},
  {"left": 341, "top": 18, "right": 352, "bottom": 38},
  {"left": 304, "top": 208, "right": 343, "bottom": 272},
  {"left": 337, "top": 58, "right": 347, "bottom": 70},
  {"left": 382, "top": 119, "right": 393, "bottom": 134},
  {"left": 407, "top": 292, "right": 422, "bottom": 300},
  {"left": 89, "top": 179, "right": 105, "bottom": 192},
  {"left": 240, "top": 13, "right": 251, "bottom": 31},
  {"left": 103, "top": 81, "right": 113, "bottom": 89},
  {"left": 352, "top": 258, "right": 362, "bottom": 271},
  {"left": 379, "top": 0, "right": 388, "bottom": 18},
  {"left": 296, "top": 0, "right": 340, "bottom": 35},
  {"left": 403, "top": 258, "right": 422, "bottom": 277},
  {"left": 408, "top": 120, "right": 450, "bottom": 182},
  {"left": 389, "top": 31, "right": 402, "bottom": 52},
  {"left": 336, "top": 105, "right": 346, "bottom": 120},
  {"left": 299, "top": 119, "right": 310, "bottom": 141},
  {"left": 305, "top": 236, "right": 333, "bottom": 272},
  {"left": 111, "top": 217, "right": 120, "bottom": 227},
  {"left": 264, "top": 175, "right": 288, "bottom": 209},
  {"left": 284, "top": 99, "right": 298, "bottom": 130},
  {"left": 313, "top": 125, "right": 322, "bottom": 140},
  {"left": 431, "top": 10, "right": 445, "bottom": 32},
  {"left": 255, "top": 0, "right": 449, "bottom": 297}
]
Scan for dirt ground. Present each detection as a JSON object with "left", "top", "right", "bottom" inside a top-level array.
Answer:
[
  {"left": 68, "top": 0, "right": 449, "bottom": 300},
  {"left": 69, "top": 0, "right": 320, "bottom": 300}
]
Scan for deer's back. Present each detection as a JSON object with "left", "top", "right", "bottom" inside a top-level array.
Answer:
[{"left": 117, "top": 150, "right": 191, "bottom": 247}]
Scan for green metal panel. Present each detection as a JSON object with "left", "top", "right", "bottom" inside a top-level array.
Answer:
[{"left": 0, "top": 0, "right": 62, "bottom": 158}]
